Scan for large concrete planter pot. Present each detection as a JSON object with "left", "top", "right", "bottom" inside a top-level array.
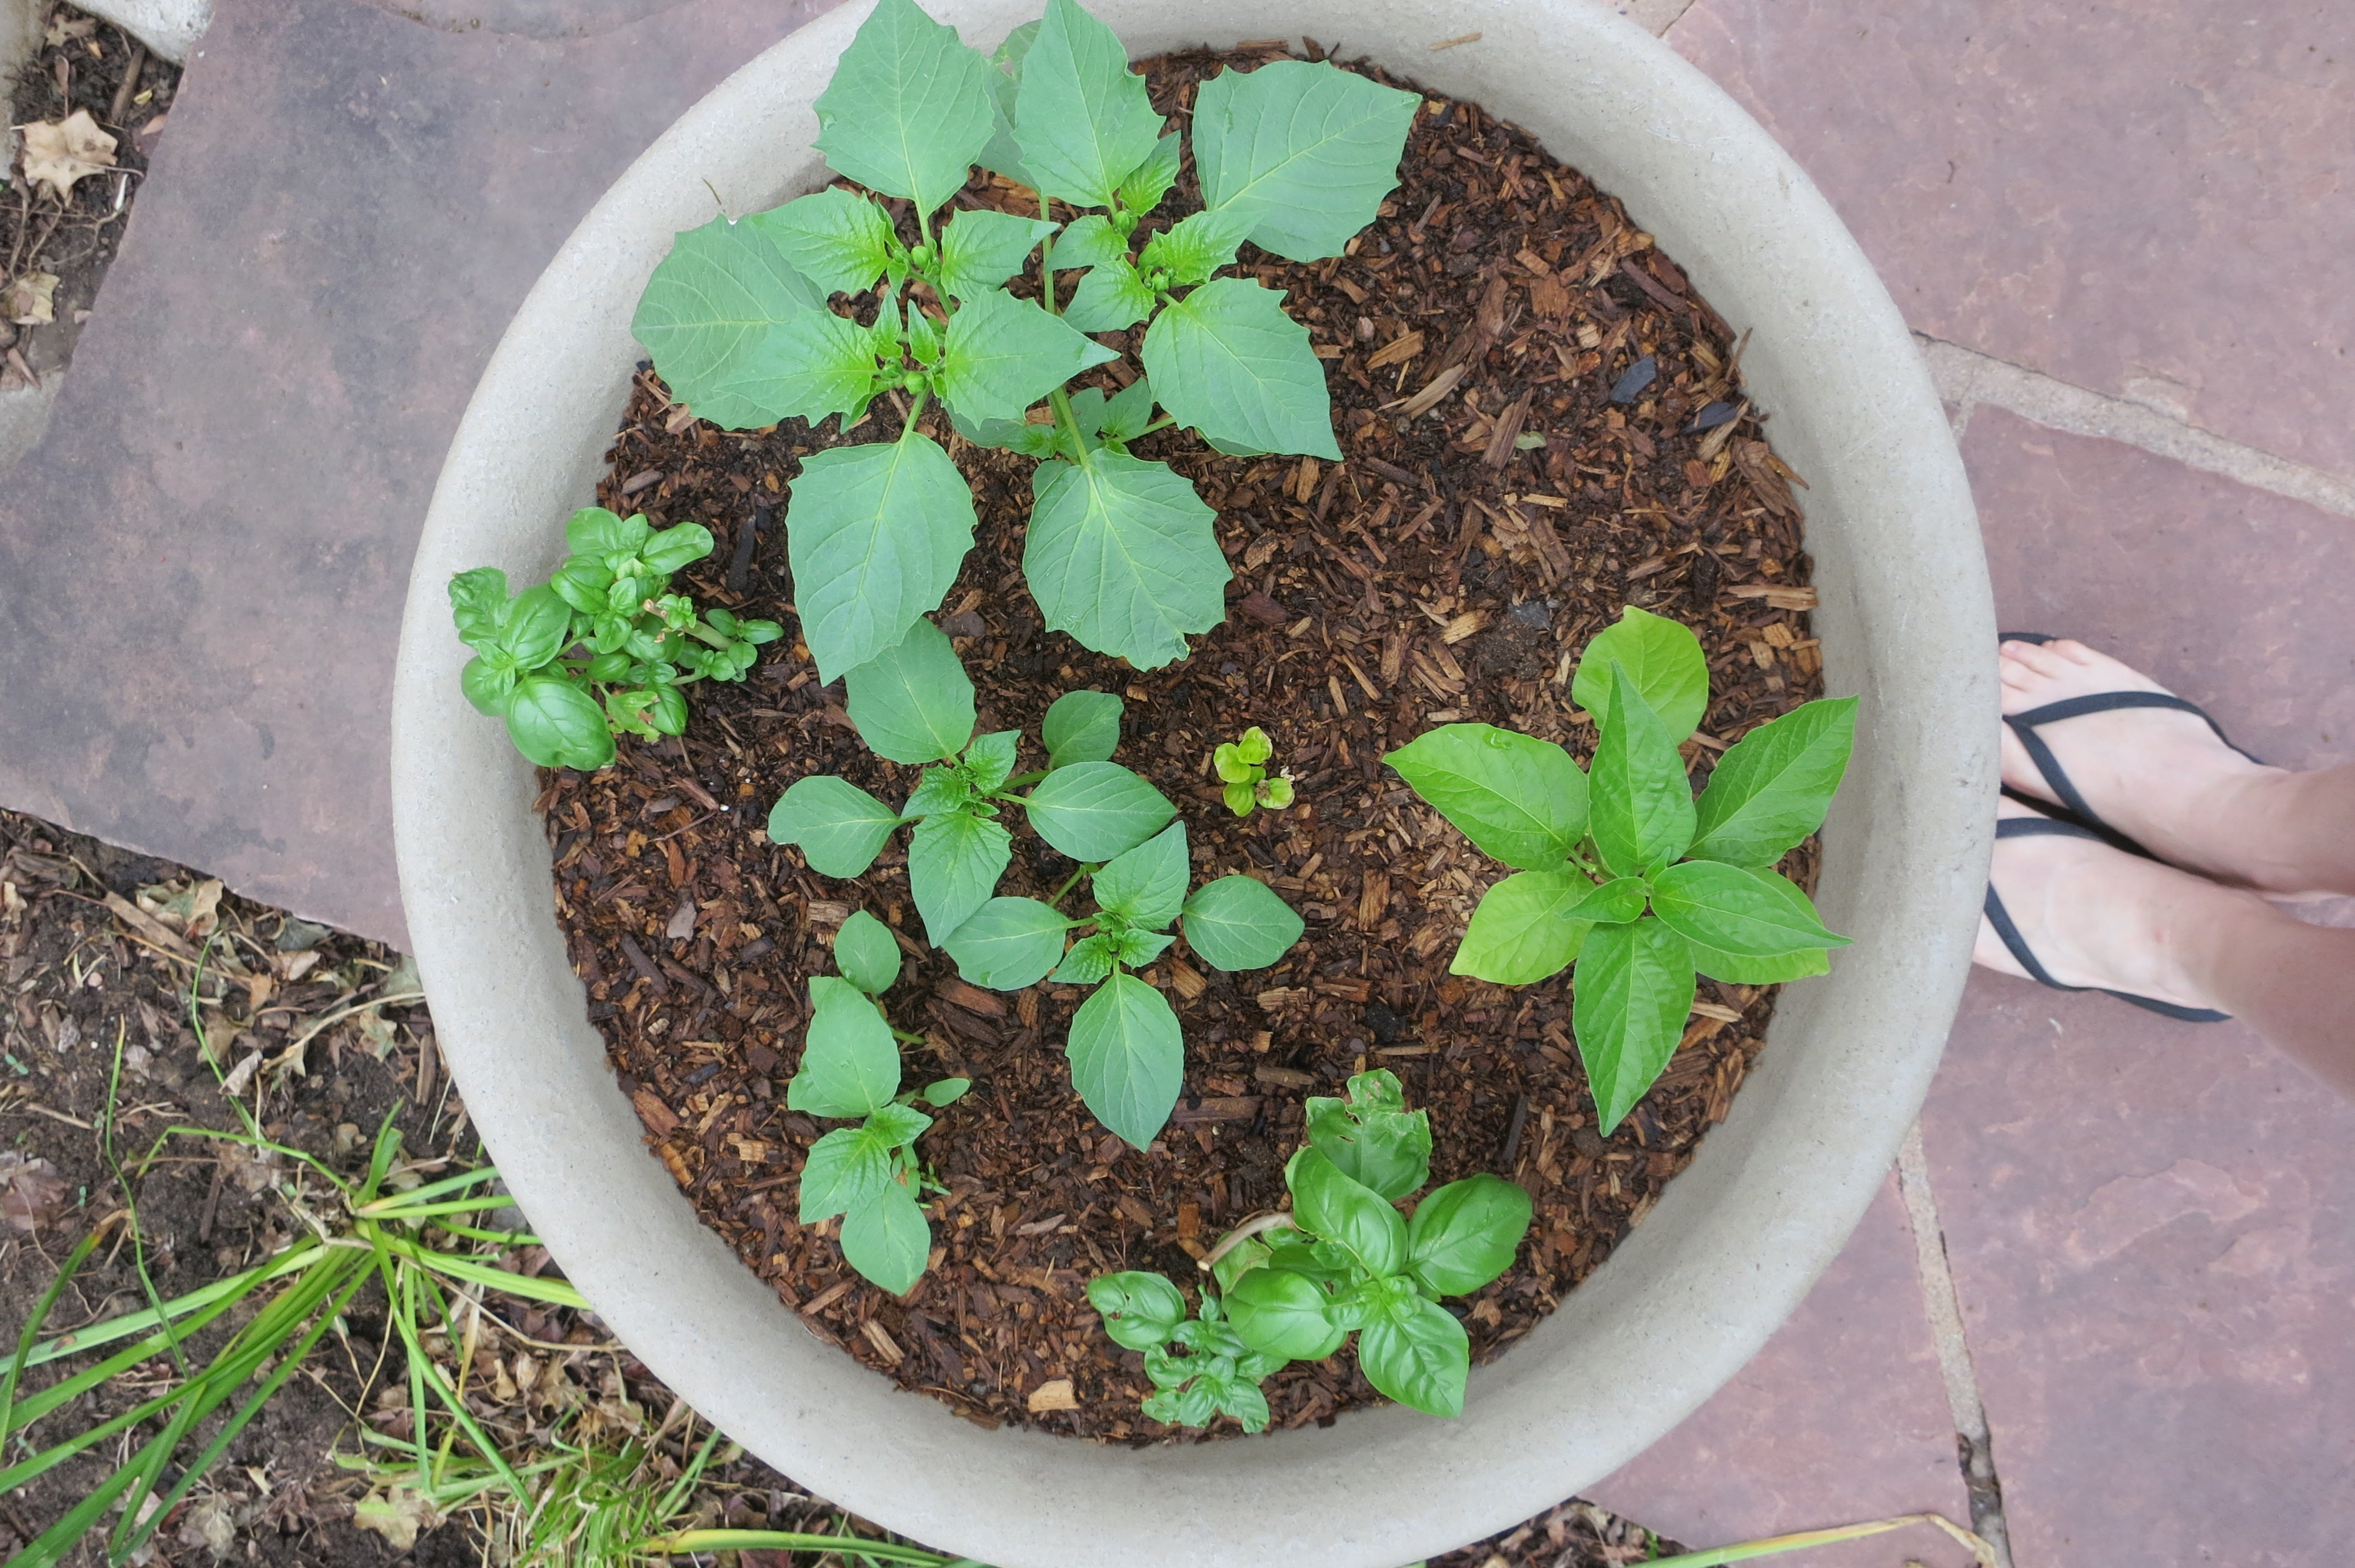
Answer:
[{"left": 391, "top": 2, "right": 1994, "bottom": 1563}]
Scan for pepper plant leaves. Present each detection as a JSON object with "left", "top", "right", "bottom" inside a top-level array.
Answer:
[
  {"left": 1117, "top": 131, "right": 1182, "bottom": 217},
  {"left": 942, "top": 896, "right": 1069, "bottom": 990},
  {"left": 1066, "top": 971, "right": 1183, "bottom": 1148},
  {"left": 962, "top": 729, "right": 1020, "bottom": 794},
  {"left": 718, "top": 310, "right": 881, "bottom": 427},
  {"left": 1178, "top": 875, "right": 1303, "bottom": 971},
  {"left": 1024, "top": 452, "right": 1229, "bottom": 669},
  {"left": 935, "top": 285, "right": 1119, "bottom": 423},
  {"left": 1572, "top": 917, "right": 1697, "bottom": 1134},
  {"left": 1687, "top": 696, "right": 1858, "bottom": 866},
  {"left": 788, "top": 438, "right": 977, "bottom": 683},
  {"left": 1060, "top": 257, "right": 1157, "bottom": 333},
  {"left": 1588, "top": 667, "right": 1697, "bottom": 877},
  {"left": 935, "top": 208, "right": 1060, "bottom": 301},
  {"left": 812, "top": 0, "right": 996, "bottom": 217},
  {"left": 841, "top": 616, "right": 977, "bottom": 763},
  {"left": 1041, "top": 689, "right": 1122, "bottom": 768},
  {"left": 1047, "top": 212, "right": 1128, "bottom": 273},
  {"left": 1192, "top": 59, "right": 1420, "bottom": 262},
  {"left": 1011, "top": 0, "right": 1163, "bottom": 210},
  {"left": 831, "top": 909, "right": 903, "bottom": 996},
  {"left": 1136, "top": 207, "right": 1258, "bottom": 288},
  {"left": 788, "top": 976, "right": 901, "bottom": 1118},
  {"left": 973, "top": 20, "right": 1041, "bottom": 187},
  {"left": 1681, "top": 941, "right": 1832, "bottom": 986},
  {"left": 1090, "top": 822, "right": 1189, "bottom": 927},
  {"left": 840, "top": 1180, "right": 931, "bottom": 1295},
  {"left": 1357, "top": 1295, "right": 1470, "bottom": 1418},
  {"left": 1573, "top": 605, "right": 1710, "bottom": 741},
  {"left": 1648, "top": 860, "right": 1849, "bottom": 957},
  {"left": 907, "top": 810, "right": 1011, "bottom": 945},
  {"left": 1050, "top": 932, "right": 1119, "bottom": 985},
  {"left": 797, "top": 1123, "right": 897, "bottom": 1222},
  {"left": 1451, "top": 871, "right": 1597, "bottom": 985},
  {"left": 1405, "top": 1174, "right": 1531, "bottom": 1297},
  {"left": 1024, "top": 761, "right": 1175, "bottom": 861},
  {"left": 631, "top": 216, "right": 826, "bottom": 431},
  {"left": 748, "top": 188, "right": 894, "bottom": 297},
  {"left": 768, "top": 776, "right": 903, "bottom": 876},
  {"left": 1142, "top": 278, "right": 1341, "bottom": 459},
  {"left": 1384, "top": 723, "right": 1588, "bottom": 870}
]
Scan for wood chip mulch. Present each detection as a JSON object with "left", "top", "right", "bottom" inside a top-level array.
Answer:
[{"left": 537, "top": 41, "right": 1826, "bottom": 1443}]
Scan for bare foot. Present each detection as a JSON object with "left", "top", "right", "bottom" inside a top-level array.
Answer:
[
  {"left": 1998, "top": 637, "right": 2314, "bottom": 895},
  {"left": 1975, "top": 800, "right": 2253, "bottom": 1014}
]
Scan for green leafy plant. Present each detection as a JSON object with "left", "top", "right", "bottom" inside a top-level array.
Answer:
[
  {"left": 450, "top": 507, "right": 781, "bottom": 770},
  {"left": 765, "top": 619, "right": 1178, "bottom": 944},
  {"left": 1385, "top": 606, "right": 1857, "bottom": 1132},
  {"left": 1211, "top": 725, "right": 1294, "bottom": 816},
  {"left": 629, "top": 0, "right": 1418, "bottom": 682},
  {"left": 788, "top": 911, "right": 970, "bottom": 1294},
  {"left": 944, "top": 819, "right": 1302, "bottom": 1147},
  {"left": 1089, "top": 1069, "right": 1530, "bottom": 1427}
]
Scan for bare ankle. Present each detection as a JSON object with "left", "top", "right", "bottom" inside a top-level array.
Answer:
[{"left": 2224, "top": 768, "right": 2355, "bottom": 898}]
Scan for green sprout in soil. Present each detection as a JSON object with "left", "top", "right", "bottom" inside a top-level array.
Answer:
[
  {"left": 1385, "top": 606, "right": 1856, "bottom": 1132},
  {"left": 1211, "top": 725, "right": 1293, "bottom": 817},
  {"left": 628, "top": 0, "right": 1418, "bottom": 683}
]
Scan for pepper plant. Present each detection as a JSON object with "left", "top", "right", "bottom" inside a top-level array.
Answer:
[
  {"left": 1090, "top": 1071, "right": 1531, "bottom": 1426},
  {"left": 1212, "top": 725, "right": 1294, "bottom": 817},
  {"left": 790, "top": 911, "right": 970, "bottom": 1295},
  {"left": 943, "top": 819, "right": 1302, "bottom": 1147},
  {"left": 449, "top": 508, "right": 780, "bottom": 770},
  {"left": 629, "top": 0, "right": 1418, "bottom": 683},
  {"left": 1385, "top": 607, "right": 1857, "bottom": 1132}
]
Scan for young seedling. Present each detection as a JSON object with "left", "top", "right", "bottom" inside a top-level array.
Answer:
[
  {"left": 1089, "top": 1070, "right": 1531, "bottom": 1427},
  {"left": 449, "top": 507, "right": 781, "bottom": 770},
  {"left": 1385, "top": 606, "right": 1857, "bottom": 1132},
  {"left": 1212, "top": 726, "right": 1294, "bottom": 817},
  {"left": 765, "top": 620, "right": 1178, "bottom": 945},
  {"left": 788, "top": 911, "right": 970, "bottom": 1295},
  {"left": 630, "top": 0, "right": 1418, "bottom": 683},
  {"left": 942, "top": 820, "right": 1302, "bottom": 1148}
]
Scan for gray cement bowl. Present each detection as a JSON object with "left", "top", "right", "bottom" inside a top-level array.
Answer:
[{"left": 390, "top": 2, "right": 1995, "bottom": 1563}]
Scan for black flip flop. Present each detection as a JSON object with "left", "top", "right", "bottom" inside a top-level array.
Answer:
[
  {"left": 1982, "top": 813, "right": 2231, "bottom": 1023},
  {"left": 1998, "top": 632, "right": 2266, "bottom": 858}
]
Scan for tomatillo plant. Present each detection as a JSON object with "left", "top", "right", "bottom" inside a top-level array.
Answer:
[
  {"left": 449, "top": 507, "right": 781, "bottom": 770},
  {"left": 1385, "top": 606, "right": 1858, "bottom": 1132},
  {"left": 629, "top": 0, "right": 1418, "bottom": 680},
  {"left": 765, "top": 619, "right": 1179, "bottom": 944},
  {"left": 1212, "top": 725, "right": 1293, "bottom": 817},
  {"left": 944, "top": 820, "right": 1303, "bottom": 1148},
  {"left": 1089, "top": 1070, "right": 1531, "bottom": 1426},
  {"left": 789, "top": 911, "right": 971, "bottom": 1295}
]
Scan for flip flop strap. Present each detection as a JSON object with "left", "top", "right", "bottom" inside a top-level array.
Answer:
[{"left": 2004, "top": 690, "right": 2264, "bottom": 833}]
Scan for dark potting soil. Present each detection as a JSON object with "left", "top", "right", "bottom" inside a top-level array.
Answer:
[{"left": 538, "top": 41, "right": 1827, "bottom": 1441}]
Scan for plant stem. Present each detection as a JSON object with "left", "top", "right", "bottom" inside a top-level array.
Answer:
[
  {"left": 997, "top": 769, "right": 1049, "bottom": 791},
  {"left": 1037, "top": 191, "right": 1055, "bottom": 313},
  {"left": 1046, "top": 864, "right": 1096, "bottom": 907},
  {"left": 901, "top": 386, "right": 931, "bottom": 437},
  {"left": 1135, "top": 413, "right": 1177, "bottom": 437},
  {"left": 1198, "top": 1210, "right": 1305, "bottom": 1271},
  {"left": 891, "top": 1028, "right": 926, "bottom": 1045},
  {"left": 1049, "top": 387, "right": 1090, "bottom": 470}
]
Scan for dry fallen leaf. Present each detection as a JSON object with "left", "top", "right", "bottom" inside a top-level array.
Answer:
[
  {"left": 138, "top": 877, "right": 225, "bottom": 939},
  {"left": 19, "top": 110, "right": 118, "bottom": 202},
  {"left": 5, "top": 272, "right": 58, "bottom": 326},
  {"left": 352, "top": 1485, "right": 443, "bottom": 1552},
  {"left": 0, "top": 1153, "right": 69, "bottom": 1233}
]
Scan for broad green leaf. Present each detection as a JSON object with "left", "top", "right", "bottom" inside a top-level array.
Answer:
[
  {"left": 869, "top": 1101, "right": 933, "bottom": 1147},
  {"left": 841, "top": 616, "right": 977, "bottom": 763},
  {"left": 840, "top": 1181, "right": 931, "bottom": 1294},
  {"left": 1574, "top": 606, "right": 1710, "bottom": 741},
  {"left": 716, "top": 309, "right": 881, "bottom": 427},
  {"left": 503, "top": 679, "right": 613, "bottom": 771},
  {"left": 1588, "top": 667, "right": 1696, "bottom": 878},
  {"left": 1192, "top": 59, "right": 1419, "bottom": 262},
  {"left": 1061, "top": 257, "right": 1157, "bottom": 333},
  {"left": 1137, "top": 207, "right": 1257, "bottom": 288},
  {"left": 943, "top": 896, "right": 1069, "bottom": 989},
  {"left": 1047, "top": 212, "right": 1128, "bottom": 274},
  {"left": 936, "top": 286, "right": 1117, "bottom": 423},
  {"left": 1097, "top": 377, "right": 1156, "bottom": 444},
  {"left": 813, "top": 0, "right": 996, "bottom": 216},
  {"left": 936, "top": 209, "right": 1060, "bottom": 300},
  {"left": 1684, "top": 942, "right": 1832, "bottom": 986},
  {"left": 1179, "top": 875, "right": 1303, "bottom": 972},
  {"left": 1384, "top": 723, "right": 1588, "bottom": 870},
  {"left": 1358, "top": 1296, "right": 1470, "bottom": 1418},
  {"left": 1042, "top": 689, "right": 1123, "bottom": 768},
  {"left": 638, "top": 520, "right": 715, "bottom": 574},
  {"left": 631, "top": 216, "right": 827, "bottom": 430},
  {"left": 1567, "top": 876, "right": 1652, "bottom": 925},
  {"left": 1066, "top": 972, "right": 1183, "bottom": 1148},
  {"left": 832, "top": 909, "right": 903, "bottom": 996},
  {"left": 1142, "top": 278, "right": 1340, "bottom": 459},
  {"left": 788, "top": 976, "right": 902, "bottom": 1118},
  {"left": 1116, "top": 928, "right": 1175, "bottom": 966},
  {"left": 1050, "top": 932, "right": 1118, "bottom": 984},
  {"left": 963, "top": 729, "right": 1020, "bottom": 794},
  {"left": 904, "top": 300, "right": 941, "bottom": 361},
  {"left": 947, "top": 402, "right": 1063, "bottom": 456},
  {"left": 922, "top": 1076, "right": 971, "bottom": 1107},
  {"left": 447, "top": 567, "right": 509, "bottom": 649},
  {"left": 908, "top": 810, "right": 1012, "bottom": 945},
  {"left": 1227, "top": 1268, "right": 1345, "bottom": 1361},
  {"left": 788, "top": 436, "right": 977, "bottom": 682},
  {"left": 1573, "top": 917, "right": 1697, "bottom": 1134},
  {"left": 1092, "top": 822, "right": 1189, "bottom": 926},
  {"left": 566, "top": 506, "right": 649, "bottom": 557},
  {"left": 1012, "top": 0, "right": 1163, "bottom": 210},
  {"left": 1024, "top": 454, "right": 1229, "bottom": 669},
  {"left": 1406, "top": 1175, "right": 1531, "bottom": 1297},
  {"left": 1285, "top": 1147, "right": 1404, "bottom": 1277},
  {"left": 497, "top": 584, "right": 574, "bottom": 670},
  {"left": 1305, "top": 1070, "right": 1430, "bottom": 1201},
  {"left": 974, "top": 20, "right": 1041, "bottom": 187},
  {"left": 1087, "top": 1271, "right": 1185, "bottom": 1351},
  {"left": 1689, "top": 696, "right": 1858, "bottom": 866},
  {"left": 1024, "top": 760, "right": 1176, "bottom": 861},
  {"left": 460, "top": 657, "right": 516, "bottom": 716},
  {"left": 903, "top": 765, "right": 976, "bottom": 820},
  {"left": 1117, "top": 131, "right": 1182, "bottom": 217},
  {"left": 769, "top": 776, "right": 903, "bottom": 876},
  {"left": 1649, "top": 860, "right": 1849, "bottom": 957},
  {"left": 797, "top": 1123, "right": 895, "bottom": 1222},
  {"left": 748, "top": 189, "right": 894, "bottom": 297},
  {"left": 1450, "top": 870, "right": 1595, "bottom": 985}
]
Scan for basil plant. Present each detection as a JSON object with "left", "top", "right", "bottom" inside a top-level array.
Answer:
[
  {"left": 1090, "top": 1070, "right": 1532, "bottom": 1426},
  {"left": 449, "top": 508, "right": 780, "bottom": 770},
  {"left": 789, "top": 911, "right": 970, "bottom": 1295},
  {"left": 1386, "top": 607, "right": 1857, "bottom": 1132},
  {"left": 630, "top": 0, "right": 1418, "bottom": 683}
]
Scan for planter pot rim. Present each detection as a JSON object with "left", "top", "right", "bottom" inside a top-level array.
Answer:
[{"left": 390, "top": 4, "right": 1996, "bottom": 1564}]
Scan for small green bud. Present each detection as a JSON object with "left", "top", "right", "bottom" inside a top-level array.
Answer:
[
  {"left": 1236, "top": 727, "right": 1273, "bottom": 766},
  {"left": 1258, "top": 775, "right": 1295, "bottom": 810},
  {"left": 1223, "top": 780, "right": 1256, "bottom": 817}
]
